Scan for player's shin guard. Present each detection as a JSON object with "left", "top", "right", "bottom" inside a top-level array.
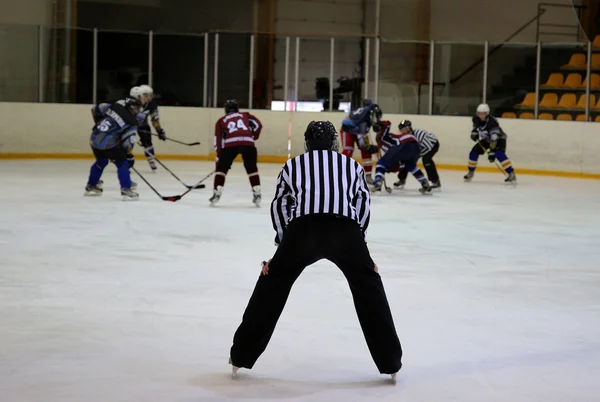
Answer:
[
  {"left": 88, "top": 158, "right": 109, "bottom": 186},
  {"left": 214, "top": 171, "right": 226, "bottom": 189},
  {"left": 410, "top": 166, "right": 428, "bottom": 186},
  {"left": 495, "top": 150, "right": 515, "bottom": 174},
  {"left": 144, "top": 146, "right": 157, "bottom": 170},
  {"left": 468, "top": 151, "right": 479, "bottom": 172},
  {"left": 374, "top": 164, "right": 386, "bottom": 185},
  {"left": 116, "top": 160, "right": 133, "bottom": 189},
  {"left": 247, "top": 171, "right": 260, "bottom": 187}
]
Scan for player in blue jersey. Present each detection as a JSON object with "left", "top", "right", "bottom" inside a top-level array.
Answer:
[
  {"left": 340, "top": 99, "right": 381, "bottom": 184},
  {"left": 464, "top": 104, "right": 517, "bottom": 184},
  {"left": 130, "top": 85, "right": 167, "bottom": 171},
  {"left": 84, "top": 97, "right": 142, "bottom": 200}
]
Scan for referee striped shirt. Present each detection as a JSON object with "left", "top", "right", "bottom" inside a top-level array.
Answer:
[
  {"left": 413, "top": 128, "right": 438, "bottom": 156},
  {"left": 271, "top": 150, "right": 371, "bottom": 244}
]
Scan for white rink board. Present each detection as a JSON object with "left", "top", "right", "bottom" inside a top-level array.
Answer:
[
  {"left": 1, "top": 103, "right": 600, "bottom": 175},
  {"left": 1, "top": 160, "right": 600, "bottom": 402}
]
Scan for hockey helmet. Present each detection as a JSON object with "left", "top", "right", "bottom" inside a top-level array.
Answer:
[
  {"left": 224, "top": 99, "right": 239, "bottom": 114},
  {"left": 476, "top": 103, "right": 490, "bottom": 114},
  {"left": 123, "top": 96, "right": 143, "bottom": 114},
  {"left": 362, "top": 99, "right": 374, "bottom": 108},
  {"left": 398, "top": 119, "right": 412, "bottom": 132},
  {"left": 304, "top": 121, "right": 339, "bottom": 152}
]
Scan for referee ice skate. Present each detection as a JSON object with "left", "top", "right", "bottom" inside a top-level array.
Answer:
[{"left": 229, "top": 121, "right": 402, "bottom": 381}]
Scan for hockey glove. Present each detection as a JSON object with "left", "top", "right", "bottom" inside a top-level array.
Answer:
[
  {"left": 157, "top": 128, "right": 167, "bottom": 141},
  {"left": 127, "top": 153, "right": 135, "bottom": 168},
  {"left": 363, "top": 144, "right": 379, "bottom": 154},
  {"left": 488, "top": 151, "right": 496, "bottom": 163},
  {"left": 470, "top": 130, "right": 479, "bottom": 141}
]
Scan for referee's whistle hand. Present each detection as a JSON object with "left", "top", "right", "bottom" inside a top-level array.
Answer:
[{"left": 261, "top": 259, "right": 272, "bottom": 276}]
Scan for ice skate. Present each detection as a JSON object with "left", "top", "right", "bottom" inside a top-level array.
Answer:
[
  {"left": 370, "top": 181, "right": 382, "bottom": 194},
  {"left": 430, "top": 181, "right": 442, "bottom": 192},
  {"left": 229, "top": 358, "right": 240, "bottom": 379},
  {"left": 464, "top": 171, "right": 474, "bottom": 182},
  {"left": 121, "top": 188, "right": 139, "bottom": 201},
  {"left": 252, "top": 185, "right": 261, "bottom": 206},
  {"left": 148, "top": 159, "right": 157, "bottom": 172},
  {"left": 419, "top": 181, "right": 433, "bottom": 195},
  {"left": 391, "top": 373, "right": 397, "bottom": 384},
  {"left": 504, "top": 172, "right": 517, "bottom": 185},
  {"left": 84, "top": 184, "right": 103, "bottom": 196},
  {"left": 209, "top": 186, "right": 223, "bottom": 206},
  {"left": 96, "top": 180, "right": 104, "bottom": 189},
  {"left": 130, "top": 180, "right": 138, "bottom": 189},
  {"left": 393, "top": 179, "right": 405, "bottom": 189},
  {"left": 365, "top": 173, "right": 374, "bottom": 185}
]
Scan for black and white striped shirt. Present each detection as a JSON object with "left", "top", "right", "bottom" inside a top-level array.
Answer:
[
  {"left": 271, "top": 150, "right": 371, "bottom": 244},
  {"left": 413, "top": 128, "right": 438, "bottom": 156}
]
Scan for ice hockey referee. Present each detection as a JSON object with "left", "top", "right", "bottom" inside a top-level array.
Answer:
[{"left": 228, "top": 121, "right": 403, "bottom": 382}]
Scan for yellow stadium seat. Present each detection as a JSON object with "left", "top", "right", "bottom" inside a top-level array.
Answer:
[
  {"left": 594, "top": 35, "right": 600, "bottom": 48},
  {"left": 593, "top": 54, "right": 600, "bottom": 68},
  {"left": 519, "top": 112, "right": 534, "bottom": 119},
  {"left": 595, "top": 115, "right": 600, "bottom": 122},
  {"left": 538, "top": 113, "right": 553, "bottom": 120},
  {"left": 541, "top": 73, "right": 564, "bottom": 88},
  {"left": 556, "top": 93, "right": 577, "bottom": 108},
  {"left": 580, "top": 73, "right": 600, "bottom": 90},
  {"left": 576, "top": 94, "right": 596, "bottom": 109},
  {"left": 562, "top": 53, "right": 586, "bottom": 68},
  {"left": 501, "top": 112, "right": 516, "bottom": 118},
  {"left": 575, "top": 114, "right": 590, "bottom": 121},
  {"left": 563, "top": 73, "right": 583, "bottom": 88},
  {"left": 539, "top": 93, "right": 558, "bottom": 108},
  {"left": 515, "top": 92, "right": 535, "bottom": 108},
  {"left": 556, "top": 113, "right": 573, "bottom": 121}
]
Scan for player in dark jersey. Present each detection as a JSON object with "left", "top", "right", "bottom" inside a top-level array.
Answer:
[
  {"left": 85, "top": 97, "right": 141, "bottom": 200},
  {"left": 130, "top": 85, "right": 167, "bottom": 171},
  {"left": 211, "top": 99, "right": 263, "bottom": 206},
  {"left": 465, "top": 103, "right": 516, "bottom": 184},
  {"left": 372, "top": 120, "right": 432, "bottom": 195},
  {"left": 340, "top": 99, "right": 381, "bottom": 183}
]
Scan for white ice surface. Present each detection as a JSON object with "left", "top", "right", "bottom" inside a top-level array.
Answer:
[{"left": 1, "top": 160, "right": 600, "bottom": 402}]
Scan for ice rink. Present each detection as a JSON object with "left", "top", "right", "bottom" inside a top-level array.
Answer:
[{"left": 1, "top": 159, "right": 600, "bottom": 402}]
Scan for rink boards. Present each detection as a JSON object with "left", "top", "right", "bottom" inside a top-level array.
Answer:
[{"left": 0, "top": 102, "right": 599, "bottom": 179}]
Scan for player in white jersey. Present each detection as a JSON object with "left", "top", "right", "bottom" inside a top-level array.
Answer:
[{"left": 393, "top": 120, "right": 441, "bottom": 190}]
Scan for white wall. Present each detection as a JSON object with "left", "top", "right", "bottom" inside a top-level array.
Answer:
[{"left": 1, "top": 103, "right": 599, "bottom": 177}]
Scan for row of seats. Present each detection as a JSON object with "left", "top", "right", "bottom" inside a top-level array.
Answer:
[
  {"left": 541, "top": 73, "right": 600, "bottom": 89},
  {"left": 562, "top": 53, "right": 600, "bottom": 69},
  {"left": 516, "top": 92, "right": 599, "bottom": 109},
  {"left": 501, "top": 112, "right": 598, "bottom": 121}
]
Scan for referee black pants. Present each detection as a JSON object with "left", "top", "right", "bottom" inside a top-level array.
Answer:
[{"left": 230, "top": 215, "right": 403, "bottom": 374}]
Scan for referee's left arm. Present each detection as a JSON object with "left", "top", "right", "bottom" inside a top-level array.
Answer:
[{"left": 352, "top": 163, "right": 371, "bottom": 236}]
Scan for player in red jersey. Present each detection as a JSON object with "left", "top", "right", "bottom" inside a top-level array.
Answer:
[{"left": 210, "top": 99, "right": 263, "bottom": 206}]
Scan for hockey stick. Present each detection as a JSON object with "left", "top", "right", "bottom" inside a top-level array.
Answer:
[
  {"left": 153, "top": 157, "right": 206, "bottom": 189},
  {"left": 139, "top": 130, "right": 201, "bottom": 146},
  {"left": 163, "top": 170, "right": 216, "bottom": 201},
  {"left": 477, "top": 141, "right": 507, "bottom": 177},
  {"left": 131, "top": 166, "right": 186, "bottom": 202},
  {"left": 376, "top": 151, "right": 393, "bottom": 194}
]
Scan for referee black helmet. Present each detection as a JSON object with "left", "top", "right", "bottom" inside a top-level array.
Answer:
[{"left": 304, "top": 121, "right": 339, "bottom": 152}]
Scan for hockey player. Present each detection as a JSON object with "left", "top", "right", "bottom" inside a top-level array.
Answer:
[
  {"left": 389, "top": 120, "right": 441, "bottom": 190},
  {"left": 340, "top": 99, "right": 381, "bottom": 183},
  {"left": 131, "top": 85, "right": 167, "bottom": 171},
  {"left": 210, "top": 99, "right": 263, "bottom": 206},
  {"left": 372, "top": 120, "right": 432, "bottom": 194},
  {"left": 84, "top": 97, "right": 141, "bottom": 200},
  {"left": 465, "top": 103, "right": 516, "bottom": 184}
]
